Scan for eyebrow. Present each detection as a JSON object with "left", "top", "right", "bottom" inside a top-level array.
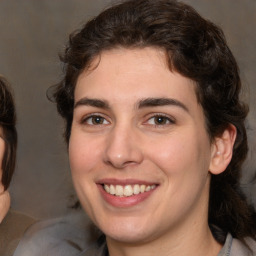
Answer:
[
  {"left": 74, "top": 97, "right": 189, "bottom": 113},
  {"left": 137, "top": 97, "right": 189, "bottom": 112},
  {"left": 74, "top": 98, "right": 110, "bottom": 109}
]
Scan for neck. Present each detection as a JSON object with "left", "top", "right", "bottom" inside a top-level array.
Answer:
[{"left": 0, "top": 190, "right": 10, "bottom": 223}]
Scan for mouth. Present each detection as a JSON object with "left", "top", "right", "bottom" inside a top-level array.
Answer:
[
  {"left": 97, "top": 179, "right": 159, "bottom": 207},
  {"left": 103, "top": 184, "right": 156, "bottom": 197}
]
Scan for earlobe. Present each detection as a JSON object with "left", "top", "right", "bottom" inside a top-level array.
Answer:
[{"left": 209, "top": 124, "right": 237, "bottom": 175}]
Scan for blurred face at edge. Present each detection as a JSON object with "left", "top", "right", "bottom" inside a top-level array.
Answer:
[{"left": 0, "top": 127, "right": 5, "bottom": 194}]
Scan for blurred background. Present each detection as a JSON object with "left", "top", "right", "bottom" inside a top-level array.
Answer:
[{"left": 0, "top": 0, "right": 255, "bottom": 220}]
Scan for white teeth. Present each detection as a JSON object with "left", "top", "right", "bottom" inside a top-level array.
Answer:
[
  {"left": 145, "top": 185, "right": 156, "bottom": 191},
  {"left": 115, "top": 185, "right": 123, "bottom": 196},
  {"left": 124, "top": 185, "right": 133, "bottom": 196},
  {"left": 104, "top": 184, "right": 110, "bottom": 193},
  {"left": 110, "top": 185, "right": 115, "bottom": 195},
  {"left": 145, "top": 185, "right": 151, "bottom": 192},
  {"left": 133, "top": 184, "right": 140, "bottom": 195},
  {"left": 103, "top": 183, "right": 156, "bottom": 197}
]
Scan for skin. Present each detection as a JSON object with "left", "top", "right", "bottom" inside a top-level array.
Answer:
[
  {"left": 0, "top": 127, "right": 5, "bottom": 194},
  {"left": 69, "top": 47, "right": 236, "bottom": 256},
  {"left": 0, "top": 126, "right": 11, "bottom": 223}
]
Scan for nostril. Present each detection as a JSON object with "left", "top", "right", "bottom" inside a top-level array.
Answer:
[{"left": 103, "top": 133, "right": 143, "bottom": 168}]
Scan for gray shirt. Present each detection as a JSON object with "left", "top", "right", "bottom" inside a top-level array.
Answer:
[
  {"left": 14, "top": 212, "right": 256, "bottom": 256},
  {"left": 79, "top": 233, "right": 256, "bottom": 256},
  {"left": 218, "top": 233, "right": 256, "bottom": 256}
]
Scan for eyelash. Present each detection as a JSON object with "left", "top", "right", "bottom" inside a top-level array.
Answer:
[
  {"left": 81, "top": 114, "right": 110, "bottom": 126},
  {"left": 145, "top": 114, "right": 175, "bottom": 127},
  {"left": 80, "top": 113, "right": 175, "bottom": 127}
]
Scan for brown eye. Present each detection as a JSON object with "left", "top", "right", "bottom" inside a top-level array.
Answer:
[
  {"left": 84, "top": 115, "right": 109, "bottom": 125},
  {"left": 91, "top": 116, "right": 104, "bottom": 125},
  {"left": 147, "top": 115, "right": 174, "bottom": 126},
  {"left": 154, "top": 116, "right": 168, "bottom": 125}
]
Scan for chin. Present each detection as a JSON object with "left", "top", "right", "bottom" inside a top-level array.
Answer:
[
  {"left": 100, "top": 221, "right": 158, "bottom": 244},
  {"left": 106, "top": 231, "right": 151, "bottom": 244}
]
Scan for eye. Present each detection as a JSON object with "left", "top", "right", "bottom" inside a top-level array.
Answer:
[
  {"left": 83, "top": 115, "right": 109, "bottom": 125},
  {"left": 147, "top": 115, "right": 174, "bottom": 126}
]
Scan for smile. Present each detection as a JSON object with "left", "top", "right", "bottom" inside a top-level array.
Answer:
[{"left": 103, "top": 184, "right": 156, "bottom": 197}]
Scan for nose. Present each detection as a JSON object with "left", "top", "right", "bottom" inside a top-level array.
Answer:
[{"left": 103, "top": 124, "right": 143, "bottom": 169}]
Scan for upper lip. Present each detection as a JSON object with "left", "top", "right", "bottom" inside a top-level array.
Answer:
[{"left": 97, "top": 178, "right": 158, "bottom": 186}]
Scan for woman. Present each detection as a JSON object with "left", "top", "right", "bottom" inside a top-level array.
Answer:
[
  {"left": 16, "top": 0, "right": 256, "bottom": 255},
  {"left": 50, "top": 0, "right": 256, "bottom": 255},
  {"left": 54, "top": 0, "right": 256, "bottom": 255},
  {"left": 0, "top": 76, "right": 35, "bottom": 255}
]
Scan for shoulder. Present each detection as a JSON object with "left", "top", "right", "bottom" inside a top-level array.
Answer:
[
  {"left": 77, "top": 235, "right": 107, "bottom": 256},
  {"left": 0, "top": 210, "right": 36, "bottom": 256},
  {"left": 14, "top": 211, "right": 96, "bottom": 256},
  {"left": 219, "top": 233, "right": 256, "bottom": 256},
  {"left": 230, "top": 236, "right": 256, "bottom": 256}
]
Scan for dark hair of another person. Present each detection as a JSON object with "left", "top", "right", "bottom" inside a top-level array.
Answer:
[
  {"left": 0, "top": 76, "right": 17, "bottom": 190},
  {"left": 49, "top": 0, "right": 256, "bottom": 243}
]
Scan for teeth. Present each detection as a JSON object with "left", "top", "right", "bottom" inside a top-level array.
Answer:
[
  {"left": 145, "top": 186, "right": 151, "bottom": 192},
  {"left": 104, "top": 184, "right": 110, "bottom": 193},
  {"left": 124, "top": 185, "right": 133, "bottom": 196},
  {"left": 103, "top": 184, "right": 156, "bottom": 197},
  {"left": 110, "top": 185, "right": 115, "bottom": 195},
  {"left": 133, "top": 184, "right": 140, "bottom": 195},
  {"left": 115, "top": 185, "right": 123, "bottom": 196}
]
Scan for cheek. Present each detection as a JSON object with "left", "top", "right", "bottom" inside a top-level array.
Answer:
[
  {"left": 146, "top": 130, "right": 211, "bottom": 179},
  {"left": 0, "top": 140, "right": 4, "bottom": 168},
  {"left": 148, "top": 135, "right": 193, "bottom": 171},
  {"left": 148, "top": 133, "right": 211, "bottom": 213},
  {"left": 0, "top": 140, "right": 5, "bottom": 193},
  {"left": 68, "top": 133, "right": 102, "bottom": 176},
  {"left": 68, "top": 132, "right": 107, "bottom": 221}
]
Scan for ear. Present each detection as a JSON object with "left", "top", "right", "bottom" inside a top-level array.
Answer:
[{"left": 209, "top": 124, "right": 237, "bottom": 175}]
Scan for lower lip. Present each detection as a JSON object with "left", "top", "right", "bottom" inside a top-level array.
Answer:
[{"left": 98, "top": 185, "right": 157, "bottom": 208}]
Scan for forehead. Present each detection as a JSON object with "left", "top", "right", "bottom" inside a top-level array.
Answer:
[{"left": 75, "top": 47, "right": 198, "bottom": 105}]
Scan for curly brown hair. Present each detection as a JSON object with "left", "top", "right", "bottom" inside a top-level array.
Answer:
[
  {"left": 49, "top": 0, "right": 256, "bottom": 243},
  {"left": 0, "top": 76, "right": 17, "bottom": 190}
]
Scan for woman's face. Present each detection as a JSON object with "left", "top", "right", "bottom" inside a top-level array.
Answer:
[
  {"left": 69, "top": 47, "right": 215, "bottom": 244},
  {"left": 0, "top": 127, "right": 5, "bottom": 194}
]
